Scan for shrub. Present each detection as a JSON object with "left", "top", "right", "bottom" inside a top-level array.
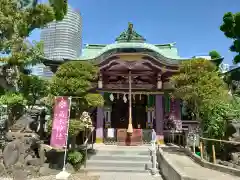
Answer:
[
  {"left": 67, "top": 150, "right": 84, "bottom": 171},
  {"left": 47, "top": 118, "right": 85, "bottom": 136}
]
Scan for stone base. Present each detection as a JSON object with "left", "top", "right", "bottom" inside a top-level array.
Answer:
[{"left": 95, "top": 137, "right": 103, "bottom": 143}]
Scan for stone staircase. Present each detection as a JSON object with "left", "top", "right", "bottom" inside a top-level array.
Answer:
[{"left": 84, "top": 145, "right": 153, "bottom": 174}]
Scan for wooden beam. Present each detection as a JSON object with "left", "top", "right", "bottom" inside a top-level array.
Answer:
[
  {"left": 97, "top": 89, "right": 165, "bottom": 94},
  {"left": 102, "top": 71, "right": 156, "bottom": 76}
]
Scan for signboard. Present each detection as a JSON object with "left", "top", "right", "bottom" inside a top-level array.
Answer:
[
  {"left": 50, "top": 97, "right": 70, "bottom": 148},
  {"left": 107, "top": 128, "right": 115, "bottom": 138}
]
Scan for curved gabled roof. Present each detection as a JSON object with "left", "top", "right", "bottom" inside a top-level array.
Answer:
[
  {"left": 78, "top": 42, "right": 187, "bottom": 64},
  {"left": 78, "top": 23, "right": 188, "bottom": 64}
]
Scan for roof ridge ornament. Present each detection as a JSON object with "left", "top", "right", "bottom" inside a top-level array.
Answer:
[{"left": 115, "top": 23, "right": 146, "bottom": 43}]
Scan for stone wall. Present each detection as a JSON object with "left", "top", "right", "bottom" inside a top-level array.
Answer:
[{"left": 157, "top": 148, "right": 195, "bottom": 180}]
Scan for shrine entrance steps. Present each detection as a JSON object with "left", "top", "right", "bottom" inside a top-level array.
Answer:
[{"left": 83, "top": 144, "right": 155, "bottom": 174}]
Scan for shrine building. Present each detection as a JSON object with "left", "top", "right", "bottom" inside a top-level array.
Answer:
[{"left": 44, "top": 23, "right": 223, "bottom": 145}]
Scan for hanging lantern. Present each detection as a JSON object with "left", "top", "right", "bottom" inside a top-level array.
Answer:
[
  {"left": 117, "top": 93, "right": 120, "bottom": 99},
  {"left": 98, "top": 74, "right": 103, "bottom": 88},
  {"left": 123, "top": 94, "right": 127, "bottom": 103},
  {"left": 139, "top": 93, "right": 142, "bottom": 100},
  {"left": 109, "top": 93, "right": 114, "bottom": 101},
  {"left": 98, "top": 79, "right": 103, "bottom": 88},
  {"left": 157, "top": 81, "right": 162, "bottom": 89},
  {"left": 157, "top": 73, "right": 162, "bottom": 89}
]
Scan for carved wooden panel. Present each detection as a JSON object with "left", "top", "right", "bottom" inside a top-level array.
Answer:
[
  {"left": 129, "top": 129, "right": 143, "bottom": 146},
  {"left": 117, "top": 129, "right": 127, "bottom": 146},
  {"left": 105, "top": 83, "right": 155, "bottom": 89},
  {"left": 163, "top": 81, "right": 174, "bottom": 89}
]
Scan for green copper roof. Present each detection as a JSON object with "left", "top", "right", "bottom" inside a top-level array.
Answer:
[
  {"left": 78, "top": 23, "right": 186, "bottom": 63},
  {"left": 79, "top": 42, "right": 182, "bottom": 60}
]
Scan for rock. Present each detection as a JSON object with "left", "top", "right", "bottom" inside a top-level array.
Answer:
[
  {"left": 12, "top": 169, "right": 27, "bottom": 180},
  {"left": 38, "top": 144, "right": 52, "bottom": 165},
  {"left": 39, "top": 166, "right": 59, "bottom": 176},
  {"left": 231, "top": 152, "right": 239, "bottom": 163},
  {"left": 0, "top": 162, "right": 5, "bottom": 175},
  {"left": 3, "top": 140, "right": 21, "bottom": 167},
  {"left": 228, "top": 163, "right": 234, "bottom": 168},
  {"left": 216, "top": 159, "right": 221, "bottom": 164},
  {"left": 25, "top": 155, "right": 33, "bottom": 162},
  {"left": 27, "top": 158, "right": 41, "bottom": 166},
  {"left": 25, "top": 166, "right": 40, "bottom": 178},
  {"left": 219, "top": 160, "right": 232, "bottom": 167},
  {"left": 13, "top": 162, "right": 25, "bottom": 170},
  {"left": 218, "top": 160, "right": 225, "bottom": 165},
  {"left": 234, "top": 164, "right": 240, "bottom": 170}
]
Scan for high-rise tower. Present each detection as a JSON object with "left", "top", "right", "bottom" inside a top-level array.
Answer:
[{"left": 40, "top": 6, "right": 82, "bottom": 60}]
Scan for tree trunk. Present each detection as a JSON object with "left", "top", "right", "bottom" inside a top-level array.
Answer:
[
  {"left": 13, "top": 65, "right": 19, "bottom": 91},
  {"left": 71, "top": 135, "right": 76, "bottom": 149}
]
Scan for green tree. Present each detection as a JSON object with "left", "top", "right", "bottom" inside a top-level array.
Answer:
[
  {"left": 0, "top": 92, "right": 26, "bottom": 127},
  {"left": 0, "top": 0, "right": 68, "bottom": 90},
  {"left": 50, "top": 61, "right": 104, "bottom": 113},
  {"left": 220, "top": 12, "right": 240, "bottom": 64},
  {"left": 170, "top": 58, "right": 236, "bottom": 138},
  {"left": 0, "top": 0, "right": 67, "bottom": 129},
  {"left": 19, "top": 75, "right": 49, "bottom": 107},
  {"left": 209, "top": 50, "right": 221, "bottom": 59}
]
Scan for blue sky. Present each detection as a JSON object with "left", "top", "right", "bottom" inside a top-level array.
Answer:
[{"left": 30, "top": 0, "right": 240, "bottom": 65}]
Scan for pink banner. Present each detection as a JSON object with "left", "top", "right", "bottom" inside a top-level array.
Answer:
[{"left": 50, "top": 96, "right": 70, "bottom": 148}]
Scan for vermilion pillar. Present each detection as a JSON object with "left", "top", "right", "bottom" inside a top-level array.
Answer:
[{"left": 155, "top": 95, "right": 164, "bottom": 144}]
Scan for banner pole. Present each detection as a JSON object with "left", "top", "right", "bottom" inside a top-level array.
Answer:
[
  {"left": 63, "top": 96, "right": 72, "bottom": 171},
  {"left": 56, "top": 96, "right": 72, "bottom": 180}
]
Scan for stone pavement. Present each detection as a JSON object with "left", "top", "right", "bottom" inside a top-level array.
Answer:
[
  {"left": 1, "top": 173, "right": 162, "bottom": 180},
  {"left": 31, "top": 174, "right": 99, "bottom": 180},
  {"left": 1, "top": 174, "right": 99, "bottom": 180},
  {"left": 163, "top": 151, "right": 240, "bottom": 180},
  {"left": 88, "top": 172, "right": 163, "bottom": 180}
]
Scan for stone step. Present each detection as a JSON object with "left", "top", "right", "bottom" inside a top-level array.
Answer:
[
  {"left": 84, "top": 165, "right": 149, "bottom": 173},
  {"left": 95, "top": 150, "right": 150, "bottom": 156},
  {"left": 94, "top": 144, "right": 152, "bottom": 151},
  {"left": 87, "top": 145, "right": 156, "bottom": 174},
  {"left": 90, "top": 154, "right": 150, "bottom": 161},
  {"left": 86, "top": 159, "right": 151, "bottom": 168}
]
